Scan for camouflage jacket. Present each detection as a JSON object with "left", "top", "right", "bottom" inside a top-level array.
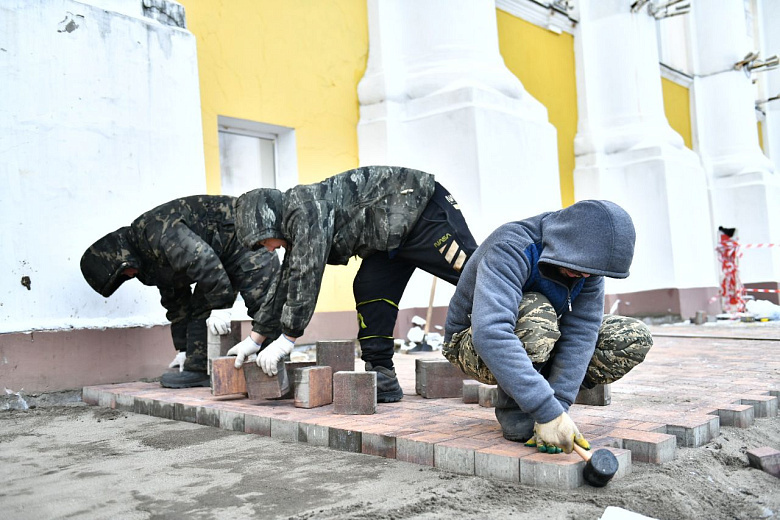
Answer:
[
  {"left": 81, "top": 196, "right": 279, "bottom": 347},
  {"left": 236, "top": 166, "right": 436, "bottom": 338}
]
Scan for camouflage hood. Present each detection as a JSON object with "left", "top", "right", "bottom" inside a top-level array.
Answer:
[
  {"left": 539, "top": 200, "right": 635, "bottom": 279},
  {"left": 235, "top": 188, "right": 285, "bottom": 250},
  {"left": 80, "top": 226, "right": 142, "bottom": 297}
]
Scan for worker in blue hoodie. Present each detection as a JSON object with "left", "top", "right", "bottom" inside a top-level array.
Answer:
[{"left": 443, "top": 200, "right": 652, "bottom": 454}]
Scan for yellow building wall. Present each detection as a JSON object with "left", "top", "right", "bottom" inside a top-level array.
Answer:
[
  {"left": 496, "top": 12, "right": 578, "bottom": 207},
  {"left": 661, "top": 77, "right": 693, "bottom": 149},
  {"left": 179, "top": 0, "right": 368, "bottom": 314}
]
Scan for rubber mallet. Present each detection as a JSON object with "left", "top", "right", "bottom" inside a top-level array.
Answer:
[{"left": 572, "top": 444, "right": 619, "bottom": 487}]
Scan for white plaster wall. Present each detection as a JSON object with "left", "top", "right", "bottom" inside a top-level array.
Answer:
[
  {"left": 759, "top": 0, "right": 780, "bottom": 164},
  {"left": 358, "top": 0, "right": 561, "bottom": 314},
  {"left": 0, "top": 0, "right": 206, "bottom": 333}
]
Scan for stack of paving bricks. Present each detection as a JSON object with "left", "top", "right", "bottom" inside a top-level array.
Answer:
[{"left": 83, "top": 332, "right": 780, "bottom": 490}]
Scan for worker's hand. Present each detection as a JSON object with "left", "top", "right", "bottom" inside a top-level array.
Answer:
[
  {"left": 226, "top": 336, "right": 262, "bottom": 368},
  {"left": 168, "top": 351, "right": 186, "bottom": 372},
  {"left": 206, "top": 309, "right": 232, "bottom": 336},
  {"left": 257, "top": 335, "right": 295, "bottom": 376},
  {"left": 524, "top": 412, "right": 590, "bottom": 454}
]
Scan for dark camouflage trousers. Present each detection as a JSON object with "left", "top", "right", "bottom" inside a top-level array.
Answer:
[{"left": 442, "top": 292, "right": 653, "bottom": 386}]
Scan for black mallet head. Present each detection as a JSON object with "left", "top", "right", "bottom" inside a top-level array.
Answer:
[{"left": 573, "top": 445, "right": 619, "bottom": 487}]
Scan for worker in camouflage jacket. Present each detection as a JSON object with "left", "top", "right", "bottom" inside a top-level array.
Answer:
[
  {"left": 80, "top": 196, "right": 280, "bottom": 388},
  {"left": 229, "top": 165, "right": 478, "bottom": 402},
  {"left": 443, "top": 200, "right": 653, "bottom": 454}
]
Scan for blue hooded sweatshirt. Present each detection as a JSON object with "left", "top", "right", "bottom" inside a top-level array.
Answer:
[{"left": 444, "top": 200, "right": 636, "bottom": 424}]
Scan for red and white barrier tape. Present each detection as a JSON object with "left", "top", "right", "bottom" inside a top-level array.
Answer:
[
  {"left": 744, "top": 288, "right": 780, "bottom": 294},
  {"left": 741, "top": 243, "right": 779, "bottom": 249}
]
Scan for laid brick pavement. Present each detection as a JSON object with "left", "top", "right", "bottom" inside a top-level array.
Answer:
[{"left": 83, "top": 324, "right": 780, "bottom": 489}]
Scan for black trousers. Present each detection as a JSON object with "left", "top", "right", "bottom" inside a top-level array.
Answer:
[{"left": 353, "top": 183, "right": 478, "bottom": 368}]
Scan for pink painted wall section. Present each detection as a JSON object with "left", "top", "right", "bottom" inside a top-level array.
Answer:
[{"left": 0, "top": 326, "right": 175, "bottom": 393}]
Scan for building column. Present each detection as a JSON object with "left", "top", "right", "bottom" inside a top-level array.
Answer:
[
  {"left": 357, "top": 0, "right": 564, "bottom": 315},
  {"left": 357, "top": 0, "right": 561, "bottom": 243},
  {"left": 693, "top": 0, "right": 780, "bottom": 296},
  {"left": 572, "top": 0, "right": 718, "bottom": 319},
  {"left": 758, "top": 0, "right": 780, "bottom": 166}
]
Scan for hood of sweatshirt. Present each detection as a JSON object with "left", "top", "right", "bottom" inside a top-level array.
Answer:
[
  {"left": 235, "top": 188, "right": 285, "bottom": 250},
  {"left": 539, "top": 200, "right": 635, "bottom": 279},
  {"left": 80, "top": 226, "right": 142, "bottom": 297}
]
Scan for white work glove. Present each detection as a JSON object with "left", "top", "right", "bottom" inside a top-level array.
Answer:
[
  {"left": 257, "top": 335, "right": 295, "bottom": 376},
  {"left": 206, "top": 309, "right": 232, "bottom": 336},
  {"left": 226, "top": 336, "right": 262, "bottom": 368},
  {"left": 168, "top": 351, "right": 186, "bottom": 373},
  {"left": 526, "top": 412, "right": 589, "bottom": 454}
]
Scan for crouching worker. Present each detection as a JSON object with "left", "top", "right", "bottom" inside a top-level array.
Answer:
[
  {"left": 443, "top": 200, "right": 652, "bottom": 454},
  {"left": 230, "top": 165, "right": 478, "bottom": 402},
  {"left": 80, "top": 196, "right": 280, "bottom": 388}
]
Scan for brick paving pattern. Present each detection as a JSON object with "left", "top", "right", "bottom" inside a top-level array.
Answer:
[{"left": 83, "top": 324, "right": 780, "bottom": 489}]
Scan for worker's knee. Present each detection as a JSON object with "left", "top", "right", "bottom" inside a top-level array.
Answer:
[{"left": 585, "top": 315, "right": 653, "bottom": 385}]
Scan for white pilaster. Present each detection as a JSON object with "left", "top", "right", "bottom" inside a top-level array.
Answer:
[
  {"left": 357, "top": 0, "right": 561, "bottom": 243},
  {"left": 358, "top": 0, "right": 563, "bottom": 313},
  {"left": 573, "top": 0, "right": 717, "bottom": 310},
  {"left": 759, "top": 0, "right": 780, "bottom": 165},
  {"left": 690, "top": 0, "right": 780, "bottom": 285}
]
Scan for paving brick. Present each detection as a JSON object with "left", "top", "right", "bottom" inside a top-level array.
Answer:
[
  {"left": 221, "top": 322, "right": 244, "bottom": 355},
  {"left": 746, "top": 446, "right": 780, "bottom": 478},
  {"left": 396, "top": 431, "right": 455, "bottom": 466},
  {"left": 294, "top": 366, "right": 332, "bottom": 408},
  {"left": 81, "top": 386, "right": 100, "bottom": 406},
  {"left": 585, "top": 437, "right": 624, "bottom": 453},
  {"left": 244, "top": 414, "right": 271, "bottom": 436},
  {"left": 665, "top": 416, "right": 718, "bottom": 447},
  {"left": 114, "top": 393, "right": 135, "bottom": 412},
  {"left": 133, "top": 397, "right": 153, "bottom": 416},
  {"left": 174, "top": 401, "right": 199, "bottom": 423},
  {"left": 434, "top": 437, "right": 495, "bottom": 475},
  {"left": 316, "top": 339, "right": 357, "bottom": 374},
  {"left": 196, "top": 405, "right": 221, "bottom": 428},
  {"left": 462, "top": 380, "right": 481, "bottom": 404},
  {"left": 210, "top": 356, "right": 247, "bottom": 396},
  {"left": 738, "top": 395, "right": 778, "bottom": 418},
  {"left": 243, "top": 360, "right": 290, "bottom": 399},
  {"left": 97, "top": 390, "right": 116, "bottom": 409},
  {"left": 711, "top": 404, "right": 754, "bottom": 428},
  {"left": 329, "top": 427, "right": 362, "bottom": 453},
  {"left": 298, "top": 421, "right": 330, "bottom": 447},
  {"left": 609, "top": 428, "right": 676, "bottom": 463},
  {"left": 283, "top": 361, "right": 318, "bottom": 399},
  {"left": 333, "top": 371, "right": 376, "bottom": 415},
  {"left": 575, "top": 384, "right": 612, "bottom": 406},
  {"left": 631, "top": 422, "right": 668, "bottom": 433},
  {"left": 219, "top": 409, "right": 245, "bottom": 432},
  {"left": 478, "top": 385, "right": 498, "bottom": 408},
  {"left": 475, "top": 444, "right": 535, "bottom": 482},
  {"left": 520, "top": 452, "right": 584, "bottom": 489},
  {"left": 417, "top": 359, "right": 468, "bottom": 399},
  {"left": 150, "top": 399, "right": 175, "bottom": 420},
  {"left": 271, "top": 417, "right": 299, "bottom": 442},
  {"left": 361, "top": 425, "right": 397, "bottom": 459}
]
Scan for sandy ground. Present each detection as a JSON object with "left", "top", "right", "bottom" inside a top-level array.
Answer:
[{"left": 1, "top": 389, "right": 778, "bottom": 520}]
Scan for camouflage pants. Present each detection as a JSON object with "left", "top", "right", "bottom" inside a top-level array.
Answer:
[{"left": 442, "top": 292, "right": 653, "bottom": 386}]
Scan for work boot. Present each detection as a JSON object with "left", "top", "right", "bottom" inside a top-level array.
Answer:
[
  {"left": 160, "top": 370, "right": 210, "bottom": 389},
  {"left": 365, "top": 362, "right": 404, "bottom": 403},
  {"left": 494, "top": 386, "right": 534, "bottom": 442}
]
